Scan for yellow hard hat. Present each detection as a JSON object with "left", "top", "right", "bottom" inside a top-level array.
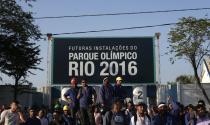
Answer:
[
  {"left": 116, "top": 77, "right": 123, "bottom": 81},
  {"left": 63, "top": 105, "right": 69, "bottom": 111}
]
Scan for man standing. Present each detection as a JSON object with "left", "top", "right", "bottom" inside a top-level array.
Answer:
[
  {"left": 63, "top": 77, "right": 79, "bottom": 119},
  {"left": 77, "top": 78, "right": 97, "bottom": 125},
  {"left": 113, "top": 77, "right": 126, "bottom": 103},
  {"left": 99, "top": 77, "right": 114, "bottom": 113},
  {"left": 0, "top": 100, "right": 25, "bottom": 125}
]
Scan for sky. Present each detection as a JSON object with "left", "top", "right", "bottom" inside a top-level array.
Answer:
[{"left": 1, "top": 0, "right": 210, "bottom": 88}]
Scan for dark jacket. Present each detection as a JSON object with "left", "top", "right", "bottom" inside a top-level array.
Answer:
[
  {"left": 152, "top": 113, "right": 172, "bottom": 125},
  {"left": 25, "top": 117, "right": 41, "bottom": 125},
  {"left": 113, "top": 85, "right": 126, "bottom": 102}
]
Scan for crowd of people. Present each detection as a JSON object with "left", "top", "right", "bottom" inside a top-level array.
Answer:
[{"left": 0, "top": 77, "right": 210, "bottom": 125}]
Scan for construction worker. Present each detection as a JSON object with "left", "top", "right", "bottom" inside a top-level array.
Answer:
[
  {"left": 63, "top": 77, "right": 79, "bottom": 120},
  {"left": 99, "top": 77, "right": 114, "bottom": 113},
  {"left": 62, "top": 105, "right": 74, "bottom": 125},
  {"left": 77, "top": 78, "right": 97, "bottom": 125},
  {"left": 113, "top": 76, "right": 126, "bottom": 104}
]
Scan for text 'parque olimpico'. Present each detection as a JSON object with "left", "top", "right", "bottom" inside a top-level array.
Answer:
[{"left": 52, "top": 37, "right": 155, "bottom": 84}]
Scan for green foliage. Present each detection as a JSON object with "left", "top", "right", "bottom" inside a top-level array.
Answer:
[
  {"left": 0, "top": 0, "right": 41, "bottom": 42},
  {"left": 0, "top": 0, "right": 42, "bottom": 99},
  {"left": 168, "top": 17, "right": 210, "bottom": 66},
  {"left": 168, "top": 16, "right": 210, "bottom": 104},
  {"left": 175, "top": 75, "right": 196, "bottom": 84}
]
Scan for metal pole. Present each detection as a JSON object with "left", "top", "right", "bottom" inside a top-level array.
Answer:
[
  {"left": 47, "top": 33, "right": 52, "bottom": 107},
  {"left": 47, "top": 33, "right": 52, "bottom": 85},
  {"left": 177, "top": 82, "right": 181, "bottom": 102},
  {"left": 155, "top": 33, "right": 161, "bottom": 104},
  {"left": 155, "top": 33, "right": 161, "bottom": 84}
]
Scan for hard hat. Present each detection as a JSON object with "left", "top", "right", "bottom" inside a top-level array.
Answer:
[
  {"left": 63, "top": 105, "right": 69, "bottom": 111},
  {"left": 70, "top": 78, "right": 77, "bottom": 85},
  {"left": 116, "top": 77, "right": 123, "bottom": 81},
  {"left": 103, "top": 77, "right": 109, "bottom": 82},
  {"left": 158, "top": 103, "right": 165, "bottom": 108},
  {"left": 54, "top": 104, "right": 61, "bottom": 110}
]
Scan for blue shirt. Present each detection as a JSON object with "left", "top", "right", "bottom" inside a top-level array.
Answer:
[
  {"left": 78, "top": 86, "right": 96, "bottom": 108},
  {"left": 168, "top": 100, "right": 180, "bottom": 125},
  {"left": 99, "top": 84, "right": 114, "bottom": 108},
  {"left": 64, "top": 87, "right": 79, "bottom": 109}
]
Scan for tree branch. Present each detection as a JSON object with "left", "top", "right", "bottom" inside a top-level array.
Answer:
[{"left": 196, "top": 42, "right": 210, "bottom": 68}]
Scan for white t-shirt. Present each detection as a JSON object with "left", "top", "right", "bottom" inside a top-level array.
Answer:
[
  {"left": 0, "top": 109, "right": 20, "bottom": 125},
  {"left": 130, "top": 113, "right": 151, "bottom": 125}
]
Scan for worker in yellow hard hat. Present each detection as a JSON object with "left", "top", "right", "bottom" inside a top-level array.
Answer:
[
  {"left": 113, "top": 76, "right": 126, "bottom": 104},
  {"left": 63, "top": 105, "right": 69, "bottom": 111},
  {"left": 62, "top": 105, "right": 74, "bottom": 124}
]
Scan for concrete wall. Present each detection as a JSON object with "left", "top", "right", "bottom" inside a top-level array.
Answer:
[
  {"left": 177, "top": 83, "right": 210, "bottom": 106},
  {"left": 0, "top": 85, "right": 43, "bottom": 107},
  {"left": 157, "top": 83, "right": 210, "bottom": 106}
]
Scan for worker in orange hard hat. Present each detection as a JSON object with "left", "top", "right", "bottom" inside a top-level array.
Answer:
[
  {"left": 113, "top": 76, "right": 126, "bottom": 104},
  {"left": 63, "top": 77, "right": 79, "bottom": 121},
  {"left": 70, "top": 77, "right": 78, "bottom": 86}
]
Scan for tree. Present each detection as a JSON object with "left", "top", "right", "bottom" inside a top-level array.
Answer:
[
  {"left": 168, "top": 17, "right": 210, "bottom": 104},
  {"left": 0, "top": 0, "right": 42, "bottom": 100},
  {"left": 175, "top": 75, "right": 196, "bottom": 84}
]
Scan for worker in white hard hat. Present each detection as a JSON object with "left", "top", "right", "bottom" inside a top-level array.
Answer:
[{"left": 113, "top": 76, "right": 126, "bottom": 104}]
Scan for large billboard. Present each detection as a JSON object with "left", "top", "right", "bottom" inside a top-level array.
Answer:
[{"left": 52, "top": 37, "right": 155, "bottom": 84}]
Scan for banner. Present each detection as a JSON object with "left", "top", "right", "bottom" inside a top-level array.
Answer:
[{"left": 52, "top": 37, "right": 155, "bottom": 84}]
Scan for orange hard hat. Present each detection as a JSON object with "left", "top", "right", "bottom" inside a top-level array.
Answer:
[{"left": 70, "top": 78, "right": 77, "bottom": 85}]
